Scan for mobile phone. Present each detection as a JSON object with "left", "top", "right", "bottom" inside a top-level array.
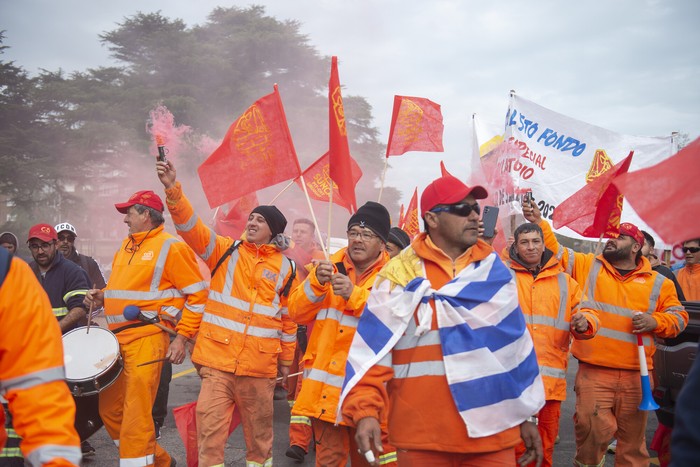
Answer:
[{"left": 481, "top": 206, "right": 499, "bottom": 238}]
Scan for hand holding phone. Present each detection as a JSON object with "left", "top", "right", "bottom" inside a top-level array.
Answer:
[{"left": 481, "top": 206, "right": 499, "bottom": 238}]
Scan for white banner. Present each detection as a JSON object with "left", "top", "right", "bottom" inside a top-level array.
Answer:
[{"left": 500, "top": 94, "right": 676, "bottom": 247}]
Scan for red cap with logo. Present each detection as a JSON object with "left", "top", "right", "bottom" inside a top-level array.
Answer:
[
  {"left": 115, "top": 190, "right": 164, "bottom": 214},
  {"left": 617, "top": 222, "right": 644, "bottom": 246},
  {"left": 27, "top": 223, "right": 58, "bottom": 243},
  {"left": 420, "top": 175, "right": 488, "bottom": 218}
]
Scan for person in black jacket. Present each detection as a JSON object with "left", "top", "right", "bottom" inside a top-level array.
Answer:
[
  {"left": 55, "top": 222, "right": 107, "bottom": 290},
  {"left": 641, "top": 230, "right": 685, "bottom": 301},
  {"left": 670, "top": 341, "right": 700, "bottom": 466}
]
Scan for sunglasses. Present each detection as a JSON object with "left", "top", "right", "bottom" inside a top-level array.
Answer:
[
  {"left": 430, "top": 203, "right": 481, "bottom": 217},
  {"left": 683, "top": 246, "right": 700, "bottom": 254}
]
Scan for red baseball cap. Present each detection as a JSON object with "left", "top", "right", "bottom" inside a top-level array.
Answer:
[
  {"left": 115, "top": 190, "right": 164, "bottom": 214},
  {"left": 617, "top": 222, "right": 644, "bottom": 246},
  {"left": 27, "top": 223, "right": 58, "bottom": 243},
  {"left": 420, "top": 175, "right": 488, "bottom": 217}
]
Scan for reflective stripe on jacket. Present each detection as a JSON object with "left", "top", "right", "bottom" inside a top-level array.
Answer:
[
  {"left": 164, "top": 182, "right": 297, "bottom": 377},
  {"left": 104, "top": 225, "right": 208, "bottom": 345},
  {"left": 539, "top": 220, "right": 687, "bottom": 370},
  {"left": 506, "top": 250, "right": 599, "bottom": 401},
  {"left": 0, "top": 256, "right": 81, "bottom": 465},
  {"left": 288, "top": 247, "right": 388, "bottom": 424}
]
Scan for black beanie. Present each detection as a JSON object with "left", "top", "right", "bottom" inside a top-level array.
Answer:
[
  {"left": 347, "top": 201, "right": 391, "bottom": 242},
  {"left": 388, "top": 227, "right": 411, "bottom": 249},
  {"left": 251, "top": 205, "right": 287, "bottom": 238}
]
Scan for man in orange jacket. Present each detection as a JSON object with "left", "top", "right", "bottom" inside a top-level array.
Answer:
[
  {"left": 523, "top": 200, "right": 688, "bottom": 467},
  {"left": 287, "top": 201, "right": 398, "bottom": 466},
  {"left": 0, "top": 247, "right": 82, "bottom": 466},
  {"left": 676, "top": 238, "right": 700, "bottom": 300},
  {"left": 506, "top": 222, "right": 600, "bottom": 467},
  {"left": 156, "top": 159, "right": 297, "bottom": 467},
  {"left": 341, "top": 175, "right": 543, "bottom": 466},
  {"left": 84, "top": 190, "right": 208, "bottom": 467}
]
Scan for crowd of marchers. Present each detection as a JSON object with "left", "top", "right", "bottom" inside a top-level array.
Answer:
[{"left": 2, "top": 157, "right": 699, "bottom": 467}]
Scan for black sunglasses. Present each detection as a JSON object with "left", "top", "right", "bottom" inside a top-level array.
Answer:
[
  {"left": 683, "top": 246, "right": 700, "bottom": 254},
  {"left": 430, "top": 203, "right": 481, "bottom": 217}
]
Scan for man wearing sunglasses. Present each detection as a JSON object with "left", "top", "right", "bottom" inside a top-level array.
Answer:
[
  {"left": 54, "top": 222, "right": 107, "bottom": 294},
  {"left": 523, "top": 202, "right": 687, "bottom": 467},
  {"left": 343, "top": 175, "right": 544, "bottom": 467},
  {"left": 287, "top": 201, "right": 397, "bottom": 466},
  {"left": 676, "top": 239, "right": 700, "bottom": 301}
]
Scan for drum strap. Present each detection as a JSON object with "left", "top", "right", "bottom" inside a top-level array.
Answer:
[
  {"left": 0, "top": 248, "right": 11, "bottom": 289},
  {"left": 111, "top": 321, "right": 151, "bottom": 334}
]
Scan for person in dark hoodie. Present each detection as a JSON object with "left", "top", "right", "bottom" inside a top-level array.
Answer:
[{"left": 504, "top": 222, "right": 600, "bottom": 467}]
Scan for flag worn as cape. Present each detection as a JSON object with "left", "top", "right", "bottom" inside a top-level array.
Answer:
[
  {"left": 295, "top": 151, "right": 362, "bottom": 214},
  {"left": 613, "top": 137, "right": 700, "bottom": 244},
  {"left": 386, "top": 95, "right": 444, "bottom": 157},
  {"left": 198, "top": 86, "right": 301, "bottom": 208},
  {"left": 553, "top": 151, "right": 634, "bottom": 238},
  {"left": 338, "top": 246, "right": 544, "bottom": 437},
  {"left": 328, "top": 56, "right": 357, "bottom": 212}
]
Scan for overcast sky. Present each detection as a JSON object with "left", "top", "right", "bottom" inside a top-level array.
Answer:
[{"left": 2, "top": 0, "right": 699, "bottom": 207}]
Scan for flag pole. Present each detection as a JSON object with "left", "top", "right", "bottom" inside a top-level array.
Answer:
[
  {"left": 377, "top": 157, "right": 389, "bottom": 203},
  {"left": 327, "top": 187, "right": 334, "bottom": 256},
  {"left": 267, "top": 179, "right": 296, "bottom": 205},
  {"left": 298, "top": 174, "right": 329, "bottom": 260},
  {"left": 210, "top": 206, "right": 220, "bottom": 226}
]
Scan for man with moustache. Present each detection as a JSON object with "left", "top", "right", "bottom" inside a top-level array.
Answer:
[
  {"left": 523, "top": 202, "right": 688, "bottom": 467},
  {"left": 54, "top": 222, "right": 107, "bottom": 293},
  {"left": 287, "top": 201, "right": 398, "bottom": 466},
  {"left": 156, "top": 159, "right": 297, "bottom": 467},
  {"left": 676, "top": 238, "right": 700, "bottom": 301}
]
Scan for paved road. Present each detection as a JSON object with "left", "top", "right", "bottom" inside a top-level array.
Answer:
[{"left": 81, "top": 357, "right": 660, "bottom": 466}]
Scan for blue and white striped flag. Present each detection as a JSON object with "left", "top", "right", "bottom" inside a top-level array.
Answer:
[{"left": 338, "top": 251, "right": 544, "bottom": 438}]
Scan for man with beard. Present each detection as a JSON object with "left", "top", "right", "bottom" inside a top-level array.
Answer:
[
  {"left": 54, "top": 223, "right": 107, "bottom": 293},
  {"left": 523, "top": 202, "right": 688, "bottom": 467},
  {"left": 287, "top": 201, "right": 398, "bottom": 466}
]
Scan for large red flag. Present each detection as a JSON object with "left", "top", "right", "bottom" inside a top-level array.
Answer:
[
  {"left": 400, "top": 188, "right": 420, "bottom": 240},
  {"left": 613, "top": 137, "right": 700, "bottom": 244},
  {"left": 198, "top": 86, "right": 301, "bottom": 208},
  {"left": 386, "top": 95, "right": 444, "bottom": 157},
  {"left": 213, "top": 192, "right": 259, "bottom": 238},
  {"left": 328, "top": 56, "right": 357, "bottom": 212},
  {"left": 553, "top": 151, "right": 634, "bottom": 238},
  {"left": 295, "top": 151, "right": 362, "bottom": 213}
]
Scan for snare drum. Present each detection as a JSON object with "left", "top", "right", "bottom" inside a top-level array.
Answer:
[{"left": 63, "top": 326, "right": 123, "bottom": 397}]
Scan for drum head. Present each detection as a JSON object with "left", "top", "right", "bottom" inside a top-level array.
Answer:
[{"left": 63, "top": 326, "right": 120, "bottom": 381}]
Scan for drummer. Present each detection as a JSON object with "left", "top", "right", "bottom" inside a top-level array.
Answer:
[{"left": 84, "top": 190, "right": 208, "bottom": 467}]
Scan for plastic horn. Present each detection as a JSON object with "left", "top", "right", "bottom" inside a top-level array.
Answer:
[{"left": 637, "top": 333, "right": 660, "bottom": 411}]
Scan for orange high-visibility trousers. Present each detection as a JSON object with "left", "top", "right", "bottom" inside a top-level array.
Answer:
[
  {"left": 311, "top": 418, "right": 397, "bottom": 466},
  {"left": 574, "top": 362, "right": 649, "bottom": 467},
  {"left": 288, "top": 348, "right": 313, "bottom": 454},
  {"left": 99, "top": 332, "right": 171, "bottom": 467}
]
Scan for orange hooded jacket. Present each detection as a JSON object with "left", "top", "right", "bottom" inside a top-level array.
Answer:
[{"left": 677, "top": 263, "right": 700, "bottom": 301}]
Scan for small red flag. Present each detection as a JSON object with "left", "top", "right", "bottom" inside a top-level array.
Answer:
[
  {"left": 440, "top": 160, "right": 455, "bottom": 178},
  {"left": 198, "top": 86, "right": 301, "bottom": 208},
  {"left": 173, "top": 401, "right": 241, "bottom": 467},
  {"left": 613, "top": 137, "right": 700, "bottom": 244},
  {"left": 213, "top": 192, "right": 259, "bottom": 238},
  {"left": 295, "top": 151, "right": 363, "bottom": 214},
  {"left": 328, "top": 56, "right": 357, "bottom": 212},
  {"left": 553, "top": 151, "right": 634, "bottom": 238},
  {"left": 401, "top": 188, "right": 420, "bottom": 239},
  {"left": 386, "top": 95, "right": 444, "bottom": 157}
]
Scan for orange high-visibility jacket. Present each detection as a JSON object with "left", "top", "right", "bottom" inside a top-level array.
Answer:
[
  {"left": 677, "top": 263, "right": 700, "bottom": 301},
  {"left": 288, "top": 247, "right": 389, "bottom": 424},
  {"left": 506, "top": 249, "right": 599, "bottom": 401},
  {"left": 342, "top": 235, "right": 522, "bottom": 453},
  {"left": 103, "top": 225, "right": 208, "bottom": 345},
  {"left": 0, "top": 256, "right": 81, "bottom": 466},
  {"left": 165, "top": 182, "right": 297, "bottom": 376},
  {"left": 540, "top": 221, "right": 687, "bottom": 370}
]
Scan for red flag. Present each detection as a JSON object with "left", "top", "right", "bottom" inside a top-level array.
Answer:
[
  {"left": 613, "top": 137, "right": 700, "bottom": 244},
  {"left": 213, "top": 192, "right": 259, "bottom": 238},
  {"left": 386, "top": 96, "right": 443, "bottom": 157},
  {"left": 401, "top": 188, "right": 420, "bottom": 239},
  {"left": 295, "top": 151, "right": 362, "bottom": 213},
  {"left": 553, "top": 151, "right": 634, "bottom": 238},
  {"left": 173, "top": 401, "right": 241, "bottom": 467},
  {"left": 440, "top": 160, "right": 455, "bottom": 178},
  {"left": 328, "top": 56, "right": 357, "bottom": 212},
  {"left": 198, "top": 86, "right": 301, "bottom": 208}
]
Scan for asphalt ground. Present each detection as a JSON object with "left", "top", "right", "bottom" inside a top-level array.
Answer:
[{"left": 80, "top": 356, "right": 660, "bottom": 466}]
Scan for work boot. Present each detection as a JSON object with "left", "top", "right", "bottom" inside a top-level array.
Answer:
[
  {"left": 81, "top": 440, "right": 96, "bottom": 457},
  {"left": 155, "top": 420, "right": 162, "bottom": 440},
  {"left": 286, "top": 445, "right": 306, "bottom": 462}
]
